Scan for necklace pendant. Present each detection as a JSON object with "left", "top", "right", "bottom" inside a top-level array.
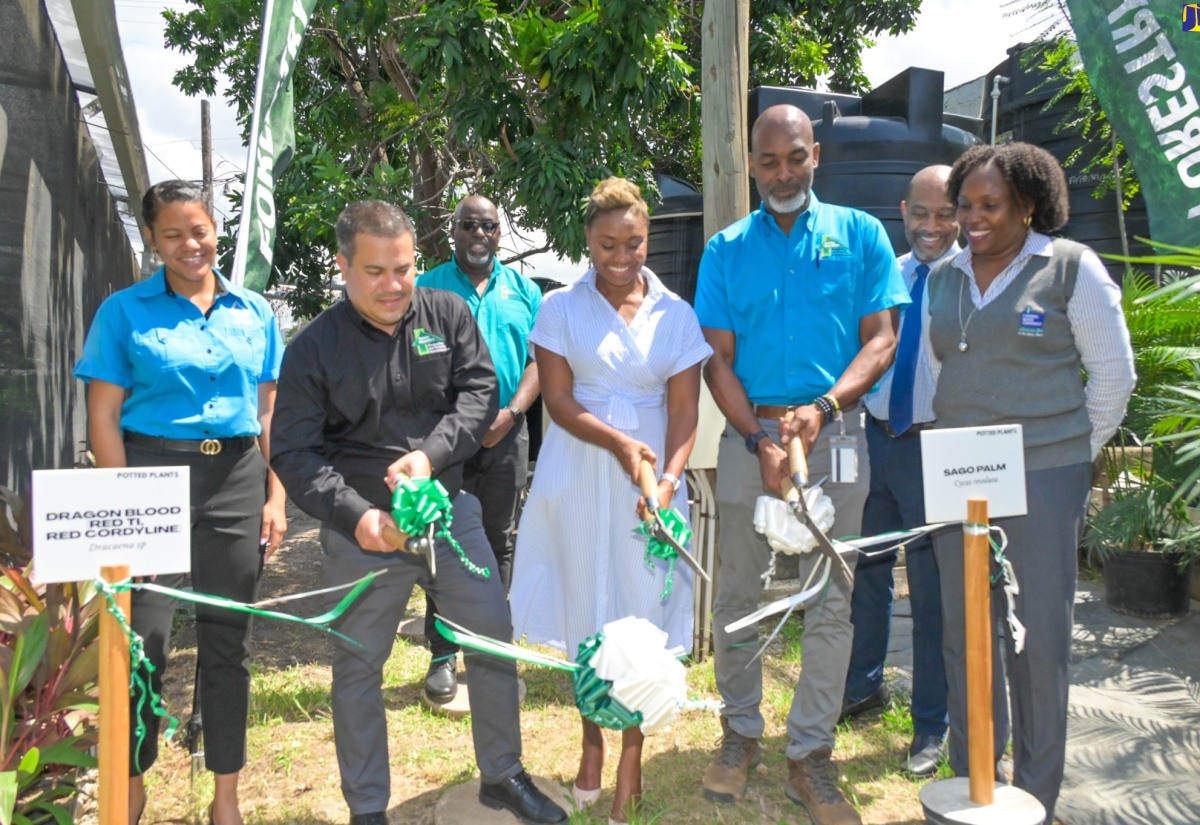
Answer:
[{"left": 958, "top": 340, "right": 969, "bottom": 353}]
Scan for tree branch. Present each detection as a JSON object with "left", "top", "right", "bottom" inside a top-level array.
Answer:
[{"left": 502, "top": 242, "right": 552, "bottom": 265}]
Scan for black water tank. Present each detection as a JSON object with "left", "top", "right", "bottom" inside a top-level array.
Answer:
[
  {"left": 983, "top": 42, "right": 1151, "bottom": 282},
  {"left": 647, "top": 174, "right": 704, "bottom": 304},
  {"left": 750, "top": 68, "right": 984, "bottom": 256}
]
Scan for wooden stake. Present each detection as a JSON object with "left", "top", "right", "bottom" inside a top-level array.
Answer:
[
  {"left": 99, "top": 564, "right": 131, "bottom": 825},
  {"left": 963, "top": 499, "right": 994, "bottom": 805}
]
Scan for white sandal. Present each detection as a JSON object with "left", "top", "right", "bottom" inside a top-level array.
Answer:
[{"left": 570, "top": 783, "right": 602, "bottom": 807}]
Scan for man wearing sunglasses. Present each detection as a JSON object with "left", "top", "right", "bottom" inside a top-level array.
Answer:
[{"left": 418, "top": 195, "right": 543, "bottom": 704}]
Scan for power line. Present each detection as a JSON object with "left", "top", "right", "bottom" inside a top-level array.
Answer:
[{"left": 144, "top": 143, "right": 187, "bottom": 181}]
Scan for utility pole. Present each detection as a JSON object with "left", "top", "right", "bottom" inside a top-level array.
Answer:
[
  {"left": 700, "top": 0, "right": 750, "bottom": 241},
  {"left": 201, "top": 99, "right": 213, "bottom": 217}
]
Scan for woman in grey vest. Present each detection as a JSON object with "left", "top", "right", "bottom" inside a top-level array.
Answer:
[{"left": 924, "top": 143, "right": 1135, "bottom": 822}]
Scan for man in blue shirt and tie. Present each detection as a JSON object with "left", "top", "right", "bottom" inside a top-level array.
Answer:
[
  {"left": 418, "top": 195, "right": 542, "bottom": 703},
  {"left": 844, "top": 165, "right": 960, "bottom": 778},
  {"left": 695, "top": 104, "right": 908, "bottom": 825}
]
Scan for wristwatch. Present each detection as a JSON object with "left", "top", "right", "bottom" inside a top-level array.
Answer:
[
  {"left": 506, "top": 405, "right": 525, "bottom": 426},
  {"left": 744, "top": 429, "right": 769, "bottom": 454}
]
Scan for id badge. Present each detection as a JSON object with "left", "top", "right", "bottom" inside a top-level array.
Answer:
[{"left": 829, "top": 435, "right": 858, "bottom": 484}]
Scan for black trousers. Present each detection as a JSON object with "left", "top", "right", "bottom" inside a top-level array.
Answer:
[
  {"left": 426, "top": 420, "right": 528, "bottom": 658},
  {"left": 125, "top": 440, "right": 266, "bottom": 776}
]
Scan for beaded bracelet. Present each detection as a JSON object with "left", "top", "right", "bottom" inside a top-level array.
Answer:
[{"left": 813, "top": 394, "right": 840, "bottom": 424}]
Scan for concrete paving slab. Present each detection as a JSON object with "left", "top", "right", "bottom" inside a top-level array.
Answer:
[
  {"left": 397, "top": 615, "right": 426, "bottom": 642},
  {"left": 1058, "top": 600, "right": 1200, "bottom": 825},
  {"left": 433, "top": 776, "right": 570, "bottom": 825}
]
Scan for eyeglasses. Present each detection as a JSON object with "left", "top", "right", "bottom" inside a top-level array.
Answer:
[{"left": 458, "top": 220, "right": 500, "bottom": 233}]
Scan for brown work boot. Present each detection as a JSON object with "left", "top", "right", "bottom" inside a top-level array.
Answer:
[
  {"left": 785, "top": 746, "right": 862, "bottom": 825},
  {"left": 701, "top": 717, "right": 761, "bottom": 803}
]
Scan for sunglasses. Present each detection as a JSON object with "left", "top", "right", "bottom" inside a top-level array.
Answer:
[{"left": 458, "top": 220, "right": 500, "bottom": 233}]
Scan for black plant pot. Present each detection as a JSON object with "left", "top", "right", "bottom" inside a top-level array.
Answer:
[{"left": 1103, "top": 550, "right": 1193, "bottom": 619}]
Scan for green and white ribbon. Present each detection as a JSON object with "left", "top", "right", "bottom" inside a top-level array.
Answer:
[
  {"left": 634, "top": 507, "right": 692, "bottom": 600},
  {"left": 95, "top": 570, "right": 380, "bottom": 770},
  {"left": 967, "top": 522, "right": 1025, "bottom": 654},
  {"left": 731, "top": 522, "right": 961, "bottom": 664},
  {"left": 391, "top": 477, "right": 491, "bottom": 578},
  {"left": 572, "top": 631, "right": 644, "bottom": 731},
  {"left": 434, "top": 615, "right": 719, "bottom": 734},
  {"left": 95, "top": 579, "right": 179, "bottom": 774}
]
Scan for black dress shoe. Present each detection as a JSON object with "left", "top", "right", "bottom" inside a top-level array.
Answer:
[
  {"left": 348, "top": 812, "right": 388, "bottom": 825},
  {"left": 424, "top": 657, "right": 458, "bottom": 703},
  {"left": 838, "top": 684, "right": 891, "bottom": 724},
  {"left": 479, "top": 769, "right": 568, "bottom": 824},
  {"left": 903, "top": 733, "right": 946, "bottom": 778}
]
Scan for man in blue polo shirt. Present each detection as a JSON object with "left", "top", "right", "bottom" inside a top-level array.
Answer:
[
  {"left": 695, "top": 104, "right": 908, "bottom": 825},
  {"left": 418, "top": 194, "right": 542, "bottom": 703}
]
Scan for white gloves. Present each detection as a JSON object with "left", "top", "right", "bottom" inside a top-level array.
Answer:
[{"left": 753, "top": 486, "right": 836, "bottom": 555}]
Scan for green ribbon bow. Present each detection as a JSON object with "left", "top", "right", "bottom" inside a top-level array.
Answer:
[
  {"left": 572, "top": 632, "right": 644, "bottom": 731},
  {"left": 391, "top": 477, "right": 492, "bottom": 578},
  {"left": 635, "top": 507, "right": 693, "bottom": 600}
]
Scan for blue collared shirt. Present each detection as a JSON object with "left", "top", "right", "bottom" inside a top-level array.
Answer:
[
  {"left": 419, "top": 257, "right": 541, "bottom": 408},
  {"left": 694, "top": 193, "right": 909, "bottom": 404},
  {"left": 74, "top": 267, "right": 283, "bottom": 439}
]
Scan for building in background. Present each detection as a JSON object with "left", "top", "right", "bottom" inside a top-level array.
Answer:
[{"left": 0, "top": 0, "right": 147, "bottom": 487}]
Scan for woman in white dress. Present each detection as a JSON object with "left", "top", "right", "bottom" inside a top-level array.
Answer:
[{"left": 510, "top": 177, "right": 711, "bottom": 823}]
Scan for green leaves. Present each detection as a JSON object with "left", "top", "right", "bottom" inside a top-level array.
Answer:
[
  {"left": 1090, "top": 255, "right": 1200, "bottom": 564},
  {"left": 0, "top": 489, "right": 99, "bottom": 822},
  {"left": 7, "top": 614, "right": 47, "bottom": 706},
  {"left": 166, "top": 0, "right": 919, "bottom": 317}
]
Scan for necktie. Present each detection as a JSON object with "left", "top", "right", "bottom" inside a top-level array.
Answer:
[{"left": 888, "top": 263, "right": 929, "bottom": 436}]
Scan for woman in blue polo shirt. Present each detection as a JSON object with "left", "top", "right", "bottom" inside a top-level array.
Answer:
[{"left": 75, "top": 180, "right": 286, "bottom": 825}]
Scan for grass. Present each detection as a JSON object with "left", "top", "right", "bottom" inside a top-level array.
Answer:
[
  {"left": 140, "top": 619, "right": 933, "bottom": 823},
  {"left": 131, "top": 517, "right": 936, "bottom": 825}
]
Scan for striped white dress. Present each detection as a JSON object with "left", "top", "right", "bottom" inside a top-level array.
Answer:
[{"left": 510, "top": 266, "right": 712, "bottom": 660}]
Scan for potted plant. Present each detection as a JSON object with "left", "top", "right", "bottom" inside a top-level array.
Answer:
[
  {"left": 1085, "top": 448, "right": 1200, "bottom": 617},
  {"left": 1086, "top": 253, "right": 1200, "bottom": 616},
  {"left": 0, "top": 485, "right": 100, "bottom": 825}
]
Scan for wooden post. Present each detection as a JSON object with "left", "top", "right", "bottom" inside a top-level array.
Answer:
[
  {"left": 99, "top": 564, "right": 131, "bottom": 825},
  {"left": 963, "top": 499, "right": 994, "bottom": 805},
  {"left": 700, "top": 0, "right": 750, "bottom": 242},
  {"left": 201, "top": 99, "right": 214, "bottom": 216}
]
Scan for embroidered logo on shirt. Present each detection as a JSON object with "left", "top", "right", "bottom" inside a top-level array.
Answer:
[
  {"left": 818, "top": 236, "right": 854, "bottom": 261},
  {"left": 412, "top": 328, "right": 450, "bottom": 355},
  {"left": 1018, "top": 305, "right": 1045, "bottom": 337},
  {"left": 498, "top": 284, "right": 515, "bottom": 300}
]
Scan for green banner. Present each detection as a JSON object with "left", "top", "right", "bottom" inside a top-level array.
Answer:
[
  {"left": 1067, "top": 0, "right": 1200, "bottom": 247},
  {"left": 231, "top": 0, "right": 318, "bottom": 292}
]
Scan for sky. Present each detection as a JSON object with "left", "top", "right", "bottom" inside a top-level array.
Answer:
[{"left": 109, "top": 0, "right": 1038, "bottom": 276}]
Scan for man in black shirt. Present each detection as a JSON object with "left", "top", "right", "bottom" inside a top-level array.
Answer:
[{"left": 271, "top": 200, "right": 567, "bottom": 825}]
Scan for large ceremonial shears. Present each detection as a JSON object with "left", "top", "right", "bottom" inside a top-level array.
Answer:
[
  {"left": 381, "top": 521, "right": 437, "bottom": 574},
  {"left": 638, "top": 460, "right": 711, "bottom": 584},
  {"left": 782, "top": 412, "right": 853, "bottom": 586}
]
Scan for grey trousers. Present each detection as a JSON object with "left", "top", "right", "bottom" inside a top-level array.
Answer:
[
  {"left": 713, "top": 413, "right": 868, "bottom": 760},
  {"left": 322, "top": 492, "right": 523, "bottom": 815},
  {"left": 933, "top": 462, "right": 1090, "bottom": 821}
]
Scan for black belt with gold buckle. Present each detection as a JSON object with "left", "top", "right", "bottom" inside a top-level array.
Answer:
[{"left": 124, "top": 432, "right": 256, "bottom": 456}]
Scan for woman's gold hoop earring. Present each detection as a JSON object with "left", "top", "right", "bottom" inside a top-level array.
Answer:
[{"left": 1024, "top": 215, "right": 1032, "bottom": 227}]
